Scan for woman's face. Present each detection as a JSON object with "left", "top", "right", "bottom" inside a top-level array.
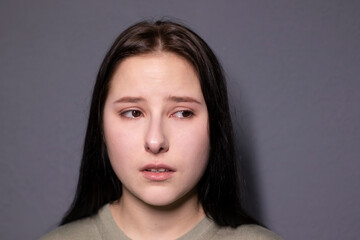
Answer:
[{"left": 103, "top": 52, "right": 210, "bottom": 207}]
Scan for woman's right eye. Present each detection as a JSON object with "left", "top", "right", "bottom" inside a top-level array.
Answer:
[{"left": 120, "top": 110, "right": 143, "bottom": 119}]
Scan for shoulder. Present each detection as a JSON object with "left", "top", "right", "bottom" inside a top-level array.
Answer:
[
  {"left": 213, "top": 224, "right": 282, "bottom": 240},
  {"left": 39, "top": 216, "right": 100, "bottom": 240}
]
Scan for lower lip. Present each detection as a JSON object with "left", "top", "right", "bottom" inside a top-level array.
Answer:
[{"left": 142, "top": 171, "right": 174, "bottom": 181}]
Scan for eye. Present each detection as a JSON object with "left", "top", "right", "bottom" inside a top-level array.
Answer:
[
  {"left": 121, "top": 110, "right": 143, "bottom": 119},
  {"left": 172, "top": 110, "right": 194, "bottom": 119}
]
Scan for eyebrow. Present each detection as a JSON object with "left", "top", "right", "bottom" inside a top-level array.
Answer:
[
  {"left": 167, "top": 96, "right": 201, "bottom": 104},
  {"left": 113, "top": 96, "right": 145, "bottom": 104},
  {"left": 113, "top": 96, "right": 201, "bottom": 104}
]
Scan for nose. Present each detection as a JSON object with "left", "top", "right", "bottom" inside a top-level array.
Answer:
[{"left": 144, "top": 117, "right": 169, "bottom": 154}]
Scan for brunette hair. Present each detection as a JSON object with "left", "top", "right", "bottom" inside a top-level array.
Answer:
[{"left": 61, "top": 20, "right": 255, "bottom": 227}]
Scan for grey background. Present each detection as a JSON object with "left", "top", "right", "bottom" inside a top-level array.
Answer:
[{"left": 1, "top": 1, "right": 359, "bottom": 239}]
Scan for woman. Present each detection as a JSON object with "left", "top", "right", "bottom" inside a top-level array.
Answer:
[{"left": 41, "top": 20, "right": 281, "bottom": 240}]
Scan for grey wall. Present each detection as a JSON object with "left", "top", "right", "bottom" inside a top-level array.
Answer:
[{"left": 1, "top": 1, "right": 359, "bottom": 239}]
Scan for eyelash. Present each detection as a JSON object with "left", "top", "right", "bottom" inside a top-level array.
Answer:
[
  {"left": 120, "top": 110, "right": 143, "bottom": 119},
  {"left": 171, "top": 110, "right": 194, "bottom": 119},
  {"left": 119, "top": 110, "right": 194, "bottom": 119}
]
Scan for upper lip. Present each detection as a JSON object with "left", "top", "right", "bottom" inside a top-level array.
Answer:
[{"left": 140, "top": 163, "right": 176, "bottom": 172}]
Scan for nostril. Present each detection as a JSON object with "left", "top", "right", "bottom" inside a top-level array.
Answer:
[
  {"left": 158, "top": 146, "right": 167, "bottom": 153},
  {"left": 145, "top": 142, "right": 169, "bottom": 154}
]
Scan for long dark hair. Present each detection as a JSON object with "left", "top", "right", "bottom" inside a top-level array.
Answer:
[{"left": 61, "top": 20, "right": 256, "bottom": 227}]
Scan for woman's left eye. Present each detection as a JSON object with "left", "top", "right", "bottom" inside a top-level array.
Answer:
[{"left": 172, "top": 110, "right": 194, "bottom": 118}]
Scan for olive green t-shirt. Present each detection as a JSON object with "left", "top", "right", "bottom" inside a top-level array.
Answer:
[{"left": 40, "top": 204, "right": 282, "bottom": 240}]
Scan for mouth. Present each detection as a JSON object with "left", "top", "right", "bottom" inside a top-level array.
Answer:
[
  {"left": 140, "top": 163, "right": 175, "bottom": 172},
  {"left": 141, "top": 164, "right": 175, "bottom": 181},
  {"left": 145, "top": 168, "right": 172, "bottom": 173}
]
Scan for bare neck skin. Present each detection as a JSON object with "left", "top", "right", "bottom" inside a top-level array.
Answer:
[{"left": 110, "top": 188, "right": 205, "bottom": 240}]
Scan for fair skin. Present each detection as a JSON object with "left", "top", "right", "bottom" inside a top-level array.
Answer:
[{"left": 103, "top": 52, "right": 210, "bottom": 240}]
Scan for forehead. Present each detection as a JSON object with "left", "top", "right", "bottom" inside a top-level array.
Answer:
[{"left": 107, "top": 52, "right": 203, "bottom": 99}]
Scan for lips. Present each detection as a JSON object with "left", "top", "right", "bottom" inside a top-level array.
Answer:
[
  {"left": 140, "top": 164, "right": 175, "bottom": 181},
  {"left": 145, "top": 168, "right": 171, "bottom": 173}
]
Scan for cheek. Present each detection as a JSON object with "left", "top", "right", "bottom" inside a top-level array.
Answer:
[
  {"left": 104, "top": 112, "right": 142, "bottom": 153},
  {"left": 106, "top": 131, "right": 138, "bottom": 152},
  {"left": 104, "top": 123, "right": 142, "bottom": 173},
  {"left": 177, "top": 122, "right": 210, "bottom": 172}
]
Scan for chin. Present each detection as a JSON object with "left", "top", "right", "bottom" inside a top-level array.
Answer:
[
  {"left": 138, "top": 187, "right": 197, "bottom": 209},
  {"left": 139, "top": 193, "right": 183, "bottom": 208}
]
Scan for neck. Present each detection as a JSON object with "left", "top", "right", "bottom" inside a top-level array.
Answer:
[{"left": 110, "top": 189, "right": 205, "bottom": 240}]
